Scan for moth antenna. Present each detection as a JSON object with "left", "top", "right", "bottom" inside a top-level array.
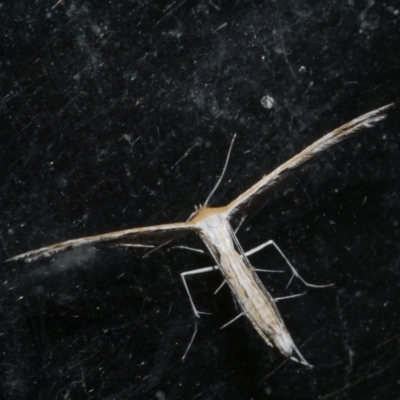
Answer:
[{"left": 204, "top": 134, "right": 236, "bottom": 207}]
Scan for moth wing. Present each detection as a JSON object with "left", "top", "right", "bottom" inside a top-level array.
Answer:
[
  {"left": 226, "top": 103, "right": 394, "bottom": 215},
  {"left": 7, "top": 222, "right": 195, "bottom": 263}
]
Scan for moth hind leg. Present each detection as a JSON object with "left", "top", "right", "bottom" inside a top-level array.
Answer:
[{"left": 249, "top": 239, "right": 332, "bottom": 289}]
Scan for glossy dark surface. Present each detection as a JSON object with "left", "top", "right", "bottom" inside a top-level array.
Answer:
[{"left": 2, "top": 2, "right": 399, "bottom": 399}]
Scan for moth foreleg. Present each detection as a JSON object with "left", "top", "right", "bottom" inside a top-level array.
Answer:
[{"left": 181, "top": 266, "right": 217, "bottom": 318}]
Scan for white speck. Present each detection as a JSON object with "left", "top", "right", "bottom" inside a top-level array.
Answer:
[
  {"left": 156, "top": 391, "right": 166, "bottom": 400},
  {"left": 260, "top": 95, "right": 275, "bottom": 109}
]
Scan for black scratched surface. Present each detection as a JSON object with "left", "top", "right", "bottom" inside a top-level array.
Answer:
[{"left": 1, "top": 1, "right": 400, "bottom": 399}]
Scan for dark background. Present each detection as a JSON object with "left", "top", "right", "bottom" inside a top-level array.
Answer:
[{"left": 1, "top": 1, "right": 399, "bottom": 399}]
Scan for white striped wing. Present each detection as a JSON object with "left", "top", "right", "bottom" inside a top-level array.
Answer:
[
  {"left": 7, "top": 222, "right": 195, "bottom": 262},
  {"left": 226, "top": 103, "right": 394, "bottom": 215}
]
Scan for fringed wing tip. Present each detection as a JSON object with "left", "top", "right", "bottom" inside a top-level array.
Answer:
[{"left": 7, "top": 246, "right": 68, "bottom": 263}]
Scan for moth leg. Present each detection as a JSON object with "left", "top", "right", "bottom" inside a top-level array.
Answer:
[
  {"left": 181, "top": 266, "right": 217, "bottom": 318},
  {"left": 247, "top": 244, "right": 285, "bottom": 273},
  {"left": 220, "top": 293, "right": 305, "bottom": 331},
  {"left": 171, "top": 245, "right": 205, "bottom": 254},
  {"left": 275, "top": 292, "right": 305, "bottom": 302},
  {"left": 291, "top": 344, "right": 313, "bottom": 368},
  {"left": 117, "top": 243, "right": 206, "bottom": 254},
  {"left": 214, "top": 247, "right": 284, "bottom": 295},
  {"left": 182, "top": 321, "right": 198, "bottom": 361},
  {"left": 220, "top": 312, "right": 244, "bottom": 330},
  {"left": 118, "top": 243, "right": 215, "bottom": 316},
  {"left": 249, "top": 239, "right": 332, "bottom": 289},
  {"left": 214, "top": 280, "right": 226, "bottom": 295}
]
